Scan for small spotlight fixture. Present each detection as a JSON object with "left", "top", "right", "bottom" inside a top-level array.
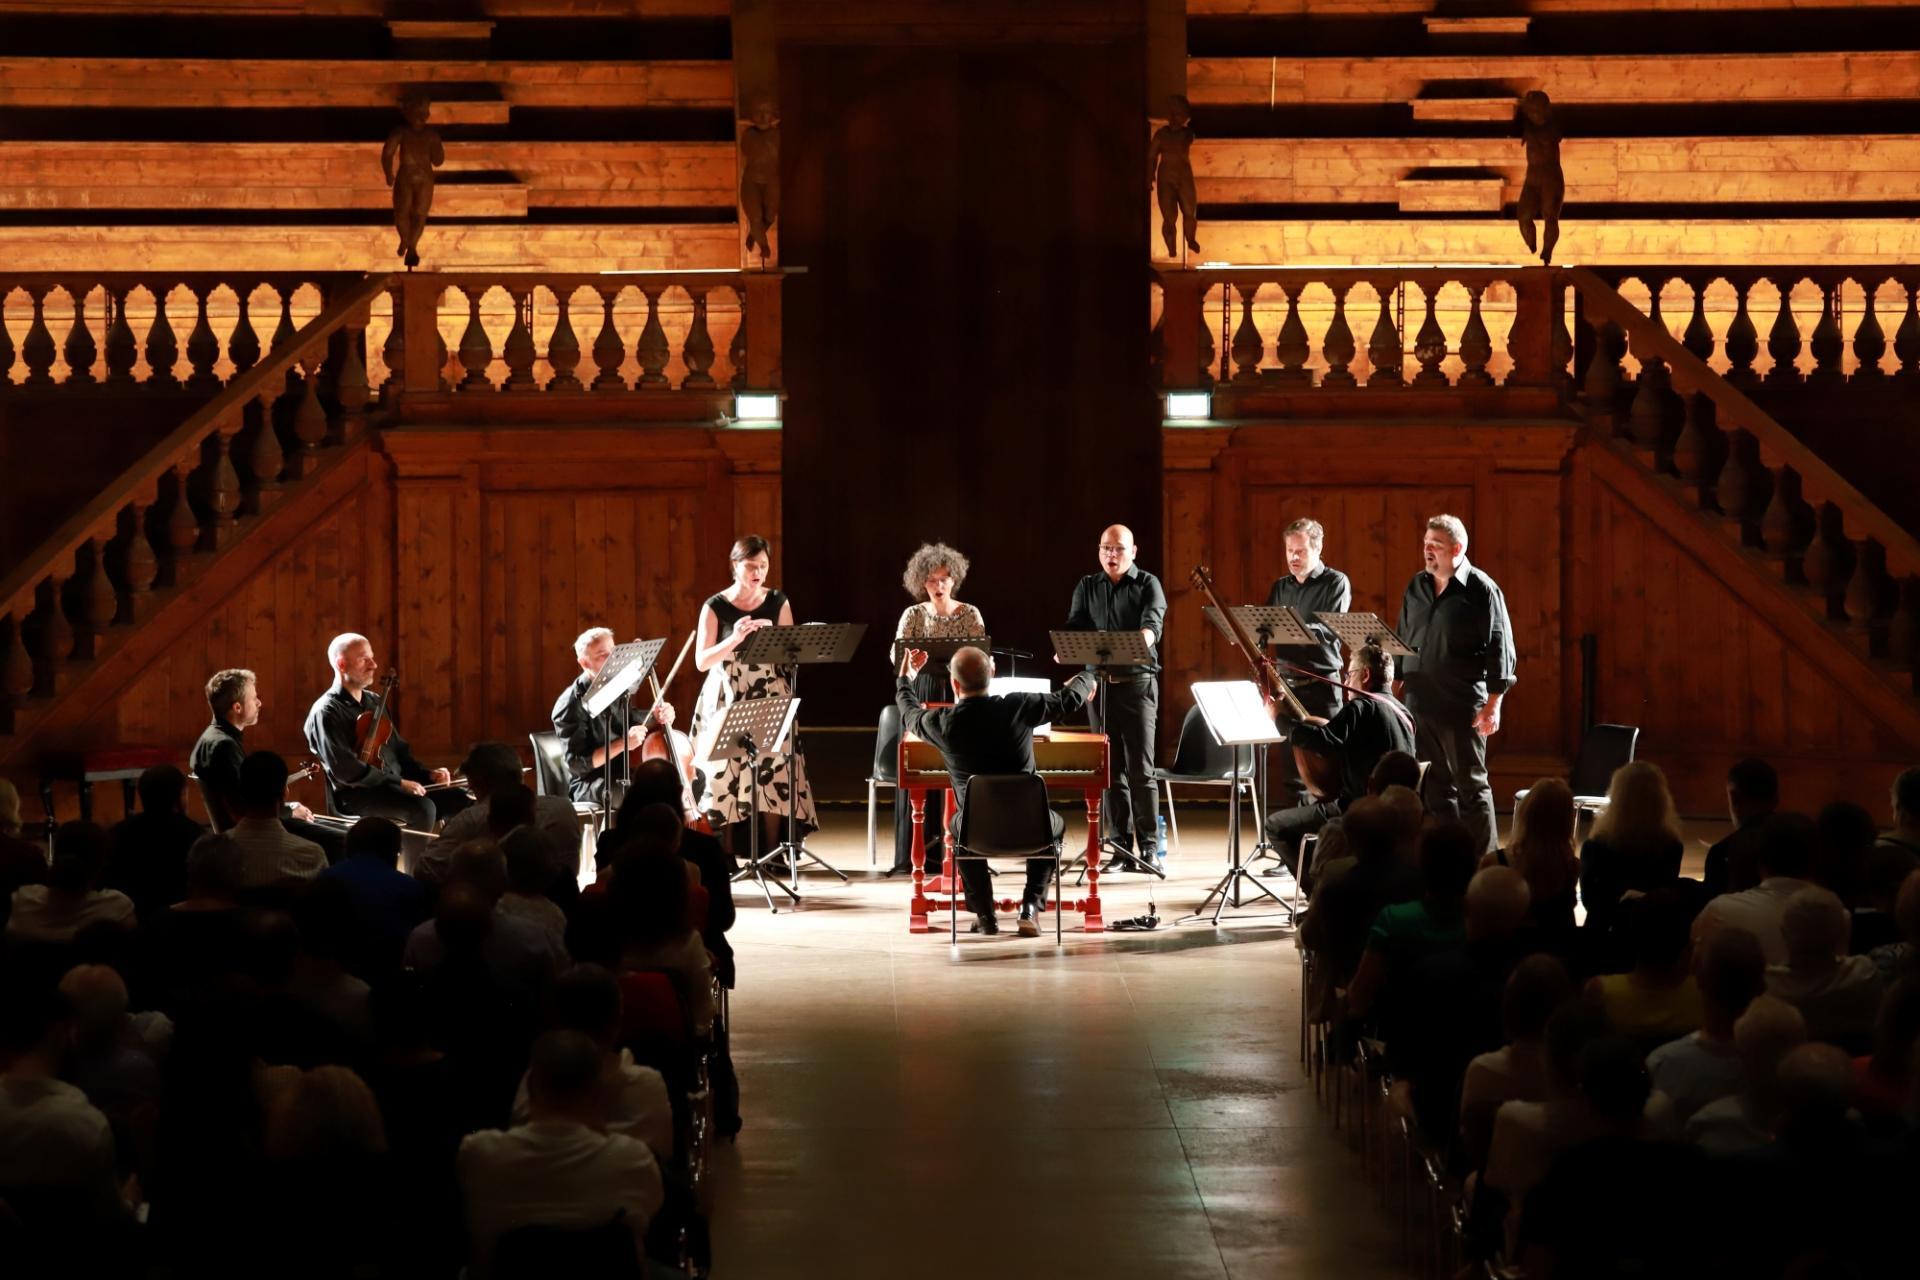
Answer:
[
  {"left": 733, "top": 392, "right": 782, "bottom": 423},
  {"left": 1164, "top": 390, "right": 1211, "bottom": 421}
]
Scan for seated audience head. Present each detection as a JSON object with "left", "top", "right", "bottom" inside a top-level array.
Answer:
[
  {"left": 526, "top": 1028, "right": 605, "bottom": 1121},
  {"left": 1627, "top": 886, "right": 1696, "bottom": 977},
  {"left": 609, "top": 823, "right": 692, "bottom": 948},
  {"left": 1367, "top": 751, "right": 1421, "bottom": 797},
  {"left": 460, "top": 741, "right": 523, "bottom": 804},
  {"left": 1576, "top": 1034, "right": 1654, "bottom": 1131},
  {"left": 0, "top": 983, "right": 71, "bottom": 1068},
  {"left": 1591, "top": 760, "right": 1682, "bottom": 849},
  {"left": 293, "top": 876, "right": 357, "bottom": 964},
  {"left": 433, "top": 881, "right": 495, "bottom": 953},
  {"left": 57, "top": 963, "right": 129, "bottom": 1047},
  {"left": 616, "top": 801, "right": 684, "bottom": 857},
  {"left": 1465, "top": 865, "right": 1532, "bottom": 943},
  {"left": 1868, "top": 976, "right": 1920, "bottom": 1086},
  {"left": 1727, "top": 758, "right": 1781, "bottom": 824},
  {"left": 1697, "top": 927, "right": 1767, "bottom": 1031},
  {"left": 1418, "top": 820, "right": 1479, "bottom": 907},
  {"left": 1780, "top": 887, "right": 1850, "bottom": 970},
  {"left": 236, "top": 750, "right": 291, "bottom": 819},
  {"left": 0, "top": 777, "right": 24, "bottom": 836},
  {"left": 447, "top": 839, "right": 508, "bottom": 902},
  {"left": 343, "top": 816, "right": 403, "bottom": 866},
  {"left": 1509, "top": 778, "right": 1577, "bottom": 896},
  {"left": 183, "top": 832, "right": 245, "bottom": 901},
  {"left": 624, "top": 758, "right": 687, "bottom": 815},
  {"left": 505, "top": 830, "right": 552, "bottom": 898},
  {"left": 1892, "top": 766, "right": 1920, "bottom": 834},
  {"left": 1774, "top": 1043, "right": 1855, "bottom": 1131},
  {"left": 48, "top": 821, "right": 111, "bottom": 894},
  {"left": 1733, "top": 995, "right": 1807, "bottom": 1107},
  {"left": 1813, "top": 802, "right": 1876, "bottom": 902},
  {"left": 1544, "top": 999, "right": 1613, "bottom": 1096},
  {"left": 486, "top": 782, "right": 537, "bottom": 839},
  {"left": 948, "top": 645, "right": 992, "bottom": 697},
  {"left": 1339, "top": 796, "right": 1397, "bottom": 864},
  {"left": 549, "top": 962, "right": 622, "bottom": 1049},
  {"left": 1377, "top": 785, "right": 1424, "bottom": 854},
  {"left": 137, "top": 764, "right": 189, "bottom": 816},
  {"left": 1346, "top": 642, "right": 1392, "bottom": 693},
  {"left": 263, "top": 1065, "right": 388, "bottom": 1161},
  {"left": 1503, "top": 954, "right": 1574, "bottom": 1044},
  {"left": 1758, "top": 813, "right": 1818, "bottom": 883}
]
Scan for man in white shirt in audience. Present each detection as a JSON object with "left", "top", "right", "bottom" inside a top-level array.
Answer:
[
  {"left": 1692, "top": 816, "right": 1817, "bottom": 966},
  {"left": 227, "top": 751, "right": 328, "bottom": 890},
  {"left": 1647, "top": 927, "right": 1765, "bottom": 1125}
]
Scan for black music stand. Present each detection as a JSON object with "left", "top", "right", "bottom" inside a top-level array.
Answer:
[
  {"left": 712, "top": 695, "right": 800, "bottom": 910},
  {"left": 583, "top": 637, "right": 666, "bottom": 833},
  {"left": 1315, "top": 612, "right": 1417, "bottom": 659},
  {"left": 1180, "top": 679, "right": 1294, "bottom": 925},
  {"left": 737, "top": 622, "right": 868, "bottom": 885},
  {"left": 890, "top": 635, "right": 993, "bottom": 683},
  {"left": 1049, "top": 628, "right": 1166, "bottom": 879}
]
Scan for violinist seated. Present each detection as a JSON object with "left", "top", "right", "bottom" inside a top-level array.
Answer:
[
  {"left": 1264, "top": 643, "right": 1416, "bottom": 876},
  {"left": 304, "top": 631, "right": 471, "bottom": 835},
  {"left": 553, "top": 626, "right": 682, "bottom": 810},
  {"left": 426, "top": 742, "right": 586, "bottom": 891}
]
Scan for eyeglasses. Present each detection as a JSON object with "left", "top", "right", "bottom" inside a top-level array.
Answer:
[{"left": 1098, "top": 545, "right": 1129, "bottom": 553}]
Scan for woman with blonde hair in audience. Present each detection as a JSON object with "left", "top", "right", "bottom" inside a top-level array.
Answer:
[
  {"left": 1489, "top": 778, "right": 1579, "bottom": 947},
  {"left": 1579, "top": 760, "right": 1685, "bottom": 942}
]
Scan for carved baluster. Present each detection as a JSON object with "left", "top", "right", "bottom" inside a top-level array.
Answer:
[
  {"left": 145, "top": 286, "right": 180, "bottom": 388},
  {"left": 1758, "top": 463, "right": 1806, "bottom": 580},
  {"left": 229, "top": 285, "right": 262, "bottom": 375},
  {"left": 292, "top": 351, "right": 329, "bottom": 463},
  {"left": 206, "top": 426, "right": 242, "bottom": 548},
  {"left": 729, "top": 289, "right": 748, "bottom": 390},
  {"left": 1723, "top": 278, "right": 1759, "bottom": 387},
  {"left": 1456, "top": 284, "right": 1493, "bottom": 387},
  {"left": 1885, "top": 576, "right": 1918, "bottom": 676},
  {"left": 185, "top": 284, "right": 220, "bottom": 390},
  {"left": 1895, "top": 278, "right": 1920, "bottom": 382},
  {"left": 457, "top": 291, "right": 494, "bottom": 390},
  {"left": 1366, "top": 284, "right": 1402, "bottom": 387},
  {"left": 1581, "top": 314, "right": 1622, "bottom": 407},
  {"left": 1148, "top": 306, "right": 1166, "bottom": 387},
  {"left": 1273, "top": 285, "right": 1309, "bottom": 383},
  {"left": 1643, "top": 276, "right": 1668, "bottom": 338},
  {"left": 1626, "top": 355, "right": 1670, "bottom": 452},
  {"left": 681, "top": 288, "right": 716, "bottom": 388},
  {"left": 21, "top": 287, "right": 56, "bottom": 385},
  {"left": 1412, "top": 284, "right": 1447, "bottom": 386},
  {"left": 1765, "top": 277, "right": 1802, "bottom": 385},
  {"left": 1196, "top": 290, "right": 1217, "bottom": 390},
  {"left": 78, "top": 537, "right": 116, "bottom": 658},
  {"left": 1549, "top": 285, "right": 1574, "bottom": 386},
  {"left": 636, "top": 287, "right": 669, "bottom": 387},
  {"left": 270, "top": 286, "right": 297, "bottom": 353},
  {"left": 58, "top": 286, "right": 97, "bottom": 386},
  {"left": 434, "top": 317, "right": 450, "bottom": 391},
  {"left": 3, "top": 610, "right": 35, "bottom": 710},
  {"left": 1681, "top": 279, "right": 1713, "bottom": 363},
  {"left": 380, "top": 287, "right": 405, "bottom": 401},
  {"left": 334, "top": 320, "right": 370, "bottom": 440},
  {"left": 1808, "top": 279, "right": 1843, "bottom": 384},
  {"left": 1852, "top": 279, "right": 1886, "bottom": 381},
  {"left": 103, "top": 286, "right": 137, "bottom": 383},
  {"left": 1671, "top": 392, "right": 1720, "bottom": 501},
  {"left": 1802, "top": 505, "right": 1850, "bottom": 620},
  {"left": 1844, "top": 537, "right": 1888, "bottom": 651},
  {"left": 1716, "top": 429, "right": 1771, "bottom": 546},
  {"left": 591, "top": 287, "right": 626, "bottom": 391},
  {"left": 166, "top": 462, "right": 200, "bottom": 570},
  {"left": 1229, "top": 283, "right": 1264, "bottom": 383},
  {"left": 121, "top": 500, "right": 157, "bottom": 623},
  {"left": 40, "top": 575, "right": 76, "bottom": 689},
  {"left": 546, "top": 289, "right": 583, "bottom": 392},
  {"left": 1320, "top": 283, "right": 1357, "bottom": 388},
  {"left": 0, "top": 292, "right": 15, "bottom": 387},
  {"left": 501, "top": 289, "right": 537, "bottom": 390},
  {"left": 251, "top": 385, "right": 286, "bottom": 487}
]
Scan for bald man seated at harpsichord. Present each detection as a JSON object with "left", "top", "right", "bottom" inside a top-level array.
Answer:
[{"left": 896, "top": 644, "right": 1099, "bottom": 937}]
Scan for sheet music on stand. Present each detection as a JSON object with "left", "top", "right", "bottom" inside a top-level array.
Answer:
[
  {"left": 1204, "top": 604, "right": 1317, "bottom": 649},
  {"left": 1049, "top": 629, "right": 1154, "bottom": 671},
  {"left": 1316, "top": 612, "right": 1416, "bottom": 658},
  {"left": 1184, "top": 679, "right": 1293, "bottom": 925},
  {"left": 583, "top": 638, "right": 666, "bottom": 718}
]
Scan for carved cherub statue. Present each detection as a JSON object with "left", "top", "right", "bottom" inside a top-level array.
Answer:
[
  {"left": 1516, "top": 89, "right": 1564, "bottom": 265},
  {"left": 1148, "top": 94, "right": 1201, "bottom": 259},
  {"left": 739, "top": 100, "right": 780, "bottom": 263},
  {"left": 382, "top": 93, "right": 444, "bottom": 269}
]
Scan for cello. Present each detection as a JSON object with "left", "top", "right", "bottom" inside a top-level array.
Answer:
[
  {"left": 1188, "top": 564, "right": 1343, "bottom": 801},
  {"left": 638, "top": 628, "right": 711, "bottom": 833}
]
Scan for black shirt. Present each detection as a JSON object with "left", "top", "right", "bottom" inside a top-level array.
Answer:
[
  {"left": 1065, "top": 565, "right": 1167, "bottom": 676},
  {"left": 1266, "top": 564, "right": 1352, "bottom": 678},
  {"left": 191, "top": 718, "right": 248, "bottom": 831},
  {"left": 896, "top": 673, "right": 1098, "bottom": 826},
  {"left": 1291, "top": 692, "right": 1416, "bottom": 806},
  {"left": 1396, "top": 557, "right": 1517, "bottom": 707},
  {"left": 551, "top": 670, "right": 619, "bottom": 790},
  {"left": 303, "top": 680, "right": 429, "bottom": 793}
]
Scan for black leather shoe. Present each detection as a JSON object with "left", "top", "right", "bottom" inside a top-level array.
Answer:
[
  {"left": 1017, "top": 899, "right": 1044, "bottom": 938},
  {"left": 969, "top": 913, "right": 1000, "bottom": 935},
  {"left": 1099, "top": 857, "right": 1131, "bottom": 873}
]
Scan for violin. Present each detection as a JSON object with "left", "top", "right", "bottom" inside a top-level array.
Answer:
[
  {"left": 354, "top": 670, "right": 401, "bottom": 766},
  {"left": 638, "top": 628, "right": 712, "bottom": 833},
  {"left": 1189, "top": 564, "right": 1343, "bottom": 802}
]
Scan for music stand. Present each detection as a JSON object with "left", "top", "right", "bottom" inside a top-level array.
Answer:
[
  {"left": 1316, "top": 612, "right": 1417, "bottom": 658},
  {"left": 1180, "top": 679, "right": 1294, "bottom": 925},
  {"left": 711, "top": 695, "right": 800, "bottom": 910},
  {"left": 736, "top": 622, "right": 868, "bottom": 885},
  {"left": 1050, "top": 629, "right": 1166, "bottom": 879},
  {"left": 890, "top": 635, "right": 992, "bottom": 680},
  {"left": 582, "top": 638, "right": 666, "bottom": 832},
  {"left": 1204, "top": 604, "right": 1316, "bottom": 650}
]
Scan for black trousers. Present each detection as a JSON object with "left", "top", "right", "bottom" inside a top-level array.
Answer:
[
  {"left": 1404, "top": 686, "right": 1496, "bottom": 855},
  {"left": 1090, "top": 676, "right": 1160, "bottom": 855},
  {"left": 332, "top": 782, "right": 469, "bottom": 834},
  {"left": 957, "top": 810, "right": 1063, "bottom": 915},
  {"left": 1273, "top": 679, "right": 1343, "bottom": 804},
  {"left": 1262, "top": 797, "right": 1343, "bottom": 871}
]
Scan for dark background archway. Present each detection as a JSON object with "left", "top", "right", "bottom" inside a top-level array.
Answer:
[{"left": 779, "top": 34, "right": 1158, "bottom": 721}]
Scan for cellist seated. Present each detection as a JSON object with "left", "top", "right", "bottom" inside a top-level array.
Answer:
[
  {"left": 1263, "top": 643, "right": 1415, "bottom": 876},
  {"left": 303, "top": 632, "right": 470, "bottom": 834}
]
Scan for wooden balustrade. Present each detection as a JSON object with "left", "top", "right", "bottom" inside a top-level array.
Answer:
[
  {"left": 0, "top": 274, "right": 391, "bottom": 732},
  {"left": 0, "top": 273, "right": 359, "bottom": 390},
  {"left": 1568, "top": 267, "right": 1920, "bottom": 681},
  {"left": 1152, "top": 266, "right": 1566, "bottom": 395}
]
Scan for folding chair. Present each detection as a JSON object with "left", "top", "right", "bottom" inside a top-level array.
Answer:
[{"left": 948, "top": 773, "right": 1065, "bottom": 945}]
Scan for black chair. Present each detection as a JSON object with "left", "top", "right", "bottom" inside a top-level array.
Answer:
[
  {"left": 494, "top": 1213, "right": 643, "bottom": 1279},
  {"left": 949, "top": 772, "right": 1064, "bottom": 945},
  {"left": 1514, "top": 724, "right": 1640, "bottom": 825},
  {"left": 868, "top": 705, "right": 901, "bottom": 868},
  {"left": 529, "top": 731, "right": 605, "bottom": 841},
  {"left": 1147, "top": 703, "right": 1256, "bottom": 854}
]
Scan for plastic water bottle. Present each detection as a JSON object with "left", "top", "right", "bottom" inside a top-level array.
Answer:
[{"left": 1155, "top": 813, "right": 1169, "bottom": 868}]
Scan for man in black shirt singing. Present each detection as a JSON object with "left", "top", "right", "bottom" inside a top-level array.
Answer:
[
  {"left": 898, "top": 645, "right": 1098, "bottom": 936},
  {"left": 1265, "top": 517, "right": 1352, "bottom": 801},
  {"left": 1395, "top": 515, "right": 1516, "bottom": 855},
  {"left": 1065, "top": 524, "right": 1168, "bottom": 872},
  {"left": 303, "top": 632, "right": 467, "bottom": 833},
  {"left": 193, "top": 667, "right": 345, "bottom": 858},
  {"left": 1263, "top": 644, "right": 1415, "bottom": 869}
]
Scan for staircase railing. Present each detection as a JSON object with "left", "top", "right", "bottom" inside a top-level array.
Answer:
[
  {"left": 1566, "top": 266, "right": 1920, "bottom": 677},
  {"left": 1, "top": 273, "right": 391, "bottom": 727}
]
